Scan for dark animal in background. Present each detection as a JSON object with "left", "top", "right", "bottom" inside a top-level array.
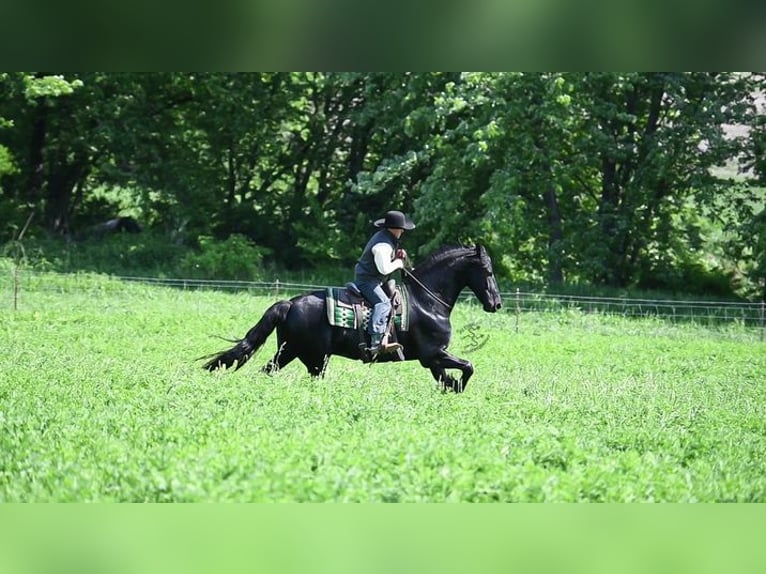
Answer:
[
  {"left": 91, "top": 216, "right": 142, "bottom": 238},
  {"left": 203, "top": 245, "right": 502, "bottom": 392}
]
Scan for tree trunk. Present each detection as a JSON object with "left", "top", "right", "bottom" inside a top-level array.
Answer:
[
  {"left": 542, "top": 181, "right": 564, "bottom": 285},
  {"left": 598, "top": 157, "right": 623, "bottom": 285},
  {"left": 226, "top": 139, "right": 237, "bottom": 205},
  {"left": 46, "top": 160, "right": 86, "bottom": 235},
  {"left": 25, "top": 103, "right": 47, "bottom": 203}
]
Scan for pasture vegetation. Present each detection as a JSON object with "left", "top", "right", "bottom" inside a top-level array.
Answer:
[{"left": 1, "top": 271, "right": 764, "bottom": 502}]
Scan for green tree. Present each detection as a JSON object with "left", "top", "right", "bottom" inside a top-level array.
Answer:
[
  {"left": 0, "top": 72, "right": 85, "bottom": 236},
  {"left": 1, "top": 72, "right": 763, "bottom": 296},
  {"left": 406, "top": 72, "right": 764, "bottom": 289},
  {"left": 571, "top": 72, "right": 762, "bottom": 288}
]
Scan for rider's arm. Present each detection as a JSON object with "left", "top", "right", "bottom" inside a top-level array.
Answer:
[{"left": 372, "top": 243, "right": 404, "bottom": 275}]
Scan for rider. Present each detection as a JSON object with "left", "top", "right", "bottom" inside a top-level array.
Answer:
[{"left": 354, "top": 210, "right": 415, "bottom": 354}]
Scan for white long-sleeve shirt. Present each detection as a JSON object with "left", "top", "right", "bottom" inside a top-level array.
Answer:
[{"left": 371, "top": 243, "right": 404, "bottom": 276}]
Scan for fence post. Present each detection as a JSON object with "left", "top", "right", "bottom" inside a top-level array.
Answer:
[
  {"left": 515, "top": 288, "right": 520, "bottom": 334},
  {"left": 275, "top": 278, "right": 280, "bottom": 298},
  {"left": 761, "top": 299, "right": 764, "bottom": 342},
  {"left": 8, "top": 212, "right": 34, "bottom": 311}
]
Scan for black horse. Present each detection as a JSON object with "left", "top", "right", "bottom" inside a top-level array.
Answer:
[{"left": 203, "top": 245, "right": 502, "bottom": 392}]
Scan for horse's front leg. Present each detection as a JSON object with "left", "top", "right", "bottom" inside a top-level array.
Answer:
[{"left": 428, "top": 350, "right": 474, "bottom": 393}]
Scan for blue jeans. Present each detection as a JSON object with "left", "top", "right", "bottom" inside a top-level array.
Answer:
[{"left": 356, "top": 281, "right": 391, "bottom": 335}]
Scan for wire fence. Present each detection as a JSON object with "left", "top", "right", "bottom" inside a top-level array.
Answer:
[
  {"left": 4, "top": 268, "right": 766, "bottom": 339},
  {"left": 507, "top": 288, "right": 765, "bottom": 327}
]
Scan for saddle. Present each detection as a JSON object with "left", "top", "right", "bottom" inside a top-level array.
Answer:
[
  {"left": 325, "top": 280, "right": 409, "bottom": 332},
  {"left": 326, "top": 281, "right": 409, "bottom": 362}
]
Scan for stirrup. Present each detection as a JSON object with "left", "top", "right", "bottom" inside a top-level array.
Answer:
[
  {"left": 378, "top": 341, "right": 403, "bottom": 354},
  {"left": 373, "top": 334, "right": 402, "bottom": 354}
]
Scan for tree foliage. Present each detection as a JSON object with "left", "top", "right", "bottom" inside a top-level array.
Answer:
[{"left": 1, "top": 72, "right": 763, "bottom": 296}]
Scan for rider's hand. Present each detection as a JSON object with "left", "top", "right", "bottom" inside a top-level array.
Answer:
[{"left": 395, "top": 248, "right": 407, "bottom": 260}]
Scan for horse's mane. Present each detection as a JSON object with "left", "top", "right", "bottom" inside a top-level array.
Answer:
[{"left": 410, "top": 244, "right": 475, "bottom": 277}]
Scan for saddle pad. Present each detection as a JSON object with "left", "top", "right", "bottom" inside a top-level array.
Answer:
[
  {"left": 326, "top": 287, "right": 360, "bottom": 329},
  {"left": 325, "top": 286, "right": 409, "bottom": 331}
]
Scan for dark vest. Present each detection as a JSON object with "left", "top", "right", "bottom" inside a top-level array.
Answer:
[{"left": 354, "top": 229, "right": 398, "bottom": 283}]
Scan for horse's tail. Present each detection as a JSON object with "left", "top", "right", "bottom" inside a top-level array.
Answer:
[{"left": 203, "top": 300, "right": 292, "bottom": 371}]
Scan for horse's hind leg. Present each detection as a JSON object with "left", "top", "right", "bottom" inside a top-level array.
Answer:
[{"left": 262, "top": 342, "right": 297, "bottom": 374}]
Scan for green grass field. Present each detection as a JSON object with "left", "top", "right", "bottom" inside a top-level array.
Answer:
[{"left": 1, "top": 271, "right": 765, "bottom": 502}]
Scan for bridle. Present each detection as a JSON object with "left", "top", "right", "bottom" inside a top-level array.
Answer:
[{"left": 401, "top": 267, "right": 453, "bottom": 310}]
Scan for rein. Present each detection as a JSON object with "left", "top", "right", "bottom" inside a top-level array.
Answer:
[{"left": 401, "top": 267, "right": 453, "bottom": 310}]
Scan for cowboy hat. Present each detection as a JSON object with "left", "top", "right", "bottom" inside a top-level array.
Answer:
[{"left": 374, "top": 210, "right": 416, "bottom": 230}]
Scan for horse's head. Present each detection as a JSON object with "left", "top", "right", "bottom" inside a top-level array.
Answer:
[
  {"left": 466, "top": 245, "right": 502, "bottom": 312},
  {"left": 407, "top": 244, "right": 502, "bottom": 313}
]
